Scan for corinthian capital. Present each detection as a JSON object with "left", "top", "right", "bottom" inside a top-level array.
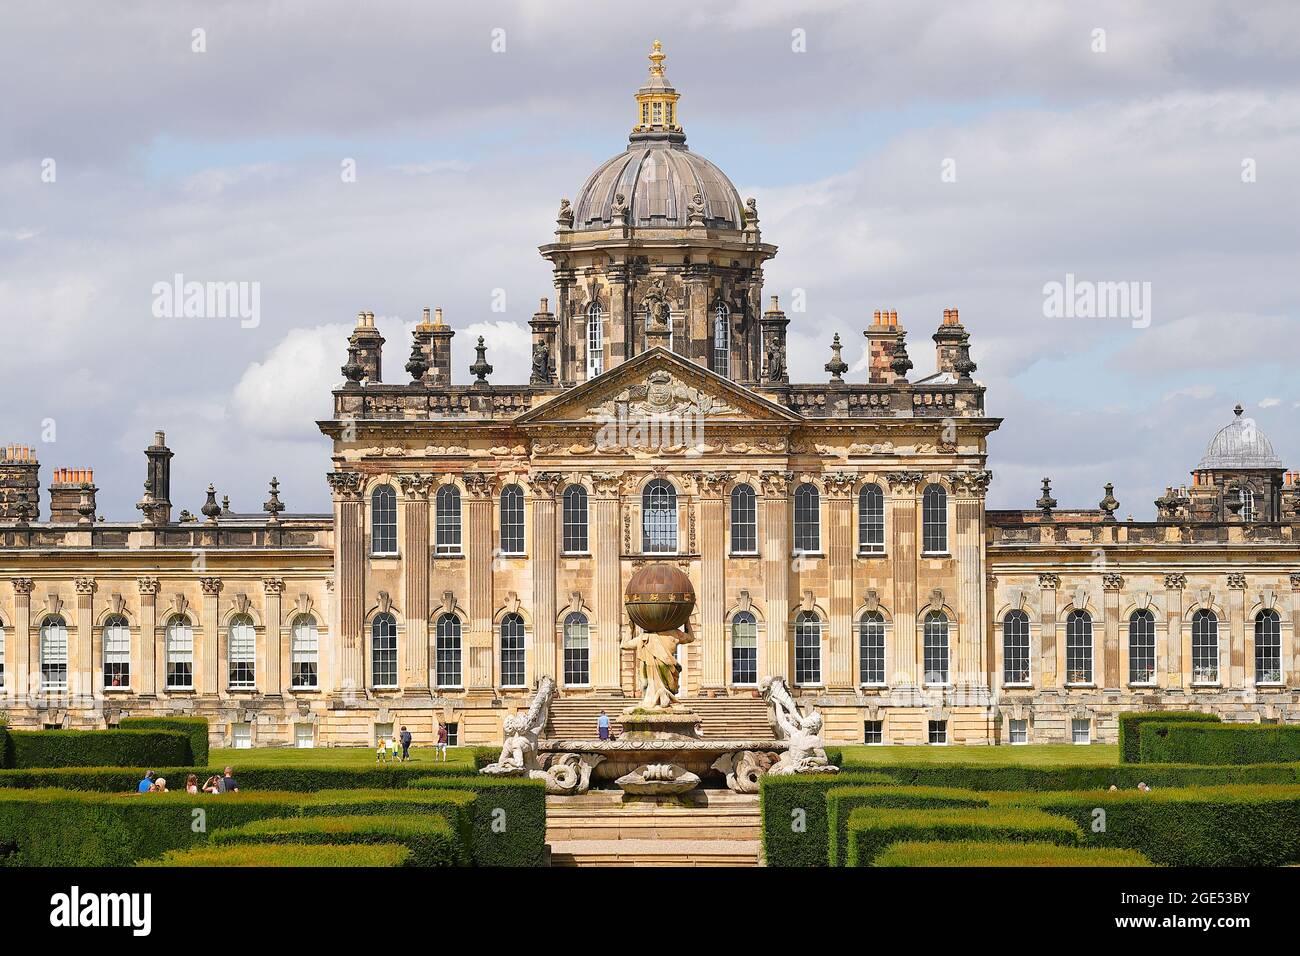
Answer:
[
  {"left": 529, "top": 472, "right": 566, "bottom": 499},
  {"left": 759, "top": 470, "right": 794, "bottom": 497},
  {"left": 325, "top": 471, "right": 365, "bottom": 501},
  {"left": 200, "top": 577, "right": 224, "bottom": 596},
  {"left": 396, "top": 473, "right": 436, "bottom": 499},
  {"left": 12, "top": 577, "right": 35, "bottom": 595},
  {"left": 822, "top": 471, "right": 857, "bottom": 498},
  {"left": 697, "top": 472, "right": 730, "bottom": 498}
]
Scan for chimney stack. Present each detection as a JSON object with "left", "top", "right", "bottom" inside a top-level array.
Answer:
[
  {"left": 426, "top": 307, "right": 455, "bottom": 386},
  {"left": 49, "top": 468, "right": 97, "bottom": 524},
  {"left": 864, "top": 309, "right": 901, "bottom": 384},
  {"left": 347, "top": 310, "right": 385, "bottom": 384},
  {"left": 146, "top": 431, "right": 175, "bottom": 524},
  {"left": 0, "top": 445, "right": 41, "bottom": 522}
]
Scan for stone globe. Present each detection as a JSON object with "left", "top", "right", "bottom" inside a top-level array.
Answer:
[{"left": 625, "top": 563, "right": 695, "bottom": 633}]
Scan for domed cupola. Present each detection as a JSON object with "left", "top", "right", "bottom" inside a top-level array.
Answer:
[
  {"left": 568, "top": 41, "right": 748, "bottom": 233},
  {"left": 1198, "top": 404, "right": 1284, "bottom": 470}
]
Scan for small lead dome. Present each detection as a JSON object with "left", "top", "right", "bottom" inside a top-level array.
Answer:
[
  {"left": 1198, "top": 404, "right": 1284, "bottom": 470},
  {"left": 569, "top": 41, "right": 747, "bottom": 232}
]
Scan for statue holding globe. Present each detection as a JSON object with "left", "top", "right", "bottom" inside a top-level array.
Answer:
[{"left": 622, "top": 563, "right": 696, "bottom": 713}]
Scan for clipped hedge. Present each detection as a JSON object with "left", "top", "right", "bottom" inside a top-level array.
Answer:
[
  {"left": 9, "top": 729, "right": 192, "bottom": 769},
  {"left": 0, "top": 787, "right": 477, "bottom": 867},
  {"left": 760, "top": 772, "right": 897, "bottom": 868},
  {"left": 845, "top": 807, "right": 1081, "bottom": 867},
  {"left": 408, "top": 775, "right": 546, "bottom": 867},
  {"left": 874, "top": 840, "right": 1152, "bottom": 868},
  {"left": 826, "top": 785, "right": 990, "bottom": 867},
  {"left": 0, "top": 762, "right": 479, "bottom": 792},
  {"left": 1139, "top": 722, "right": 1300, "bottom": 766},
  {"left": 119, "top": 717, "right": 210, "bottom": 766},
  {"left": 212, "top": 814, "right": 460, "bottom": 867},
  {"left": 1118, "top": 710, "right": 1220, "bottom": 763},
  {"left": 0, "top": 720, "right": 11, "bottom": 770},
  {"left": 1009, "top": 784, "right": 1300, "bottom": 867},
  {"left": 830, "top": 760, "right": 1300, "bottom": 792},
  {"left": 141, "top": 843, "right": 411, "bottom": 867}
]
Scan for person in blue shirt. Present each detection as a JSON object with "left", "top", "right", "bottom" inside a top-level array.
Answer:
[
  {"left": 597, "top": 710, "right": 610, "bottom": 741},
  {"left": 137, "top": 771, "right": 156, "bottom": 793}
]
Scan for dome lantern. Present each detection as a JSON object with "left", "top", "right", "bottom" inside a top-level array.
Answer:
[{"left": 632, "top": 40, "right": 683, "bottom": 140}]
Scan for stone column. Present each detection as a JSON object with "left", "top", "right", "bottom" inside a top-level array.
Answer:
[
  {"left": 138, "top": 578, "right": 159, "bottom": 697},
  {"left": 592, "top": 473, "right": 623, "bottom": 690},
  {"left": 263, "top": 578, "right": 284, "bottom": 697},
  {"left": 463, "top": 474, "right": 495, "bottom": 693},
  {"left": 11, "top": 578, "right": 34, "bottom": 704},
  {"left": 889, "top": 475, "right": 922, "bottom": 687},
  {"left": 530, "top": 474, "right": 562, "bottom": 683},
  {"left": 75, "top": 578, "right": 96, "bottom": 705},
  {"left": 328, "top": 472, "right": 366, "bottom": 695},
  {"left": 398, "top": 475, "right": 433, "bottom": 692},
  {"left": 1039, "top": 574, "right": 1059, "bottom": 689},
  {"left": 825, "top": 474, "right": 855, "bottom": 690},
  {"left": 952, "top": 473, "right": 990, "bottom": 689},
  {"left": 687, "top": 269, "right": 710, "bottom": 366},
  {"left": 200, "top": 578, "right": 222, "bottom": 696},
  {"left": 1165, "top": 574, "right": 1186, "bottom": 690},
  {"left": 698, "top": 473, "right": 728, "bottom": 691},
  {"left": 1229, "top": 574, "right": 1247, "bottom": 689},
  {"left": 1288, "top": 574, "right": 1300, "bottom": 686},
  {"left": 1102, "top": 574, "right": 1122, "bottom": 690},
  {"left": 760, "top": 472, "right": 792, "bottom": 680}
]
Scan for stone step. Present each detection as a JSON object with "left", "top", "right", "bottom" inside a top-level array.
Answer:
[
  {"left": 549, "top": 839, "right": 761, "bottom": 867},
  {"left": 545, "top": 791, "right": 761, "bottom": 843}
]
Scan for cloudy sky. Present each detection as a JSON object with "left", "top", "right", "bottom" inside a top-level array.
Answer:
[{"left": 2, "top": 0, "right": 1297, "bottom": 520}]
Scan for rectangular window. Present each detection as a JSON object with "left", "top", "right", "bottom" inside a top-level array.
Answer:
[
  {"left": 1009, "top": 719, "right": 1028, "bottom": 745},
  {"left": 729, "top": 488, "right": 757, "bottom": 554},
  {"left": 0, "top": 626, "right": 5, "bottom": 690},
  {"left": 731, "top": 618, "right": 757, "bottom": 686},
  {"left": 500, "top": 624, "right": 526, "bottom": 688},
  {"left": 564, "top": 631, "right": 590, "bottom": 686},
  {"left": 41, "top": 623, "right": 68, "bottom": 692},
  {"left": 864, "top": 720, "right": 883, "bottom": 745},
  {"left": 859, "top": 616, "right": 885, "bottom": 685},
  {"left": 231, "top": 722, "right": 252, "bottom": 750},
  {"left": 103, "top": 623, "right": 131, "bottom": 690},
  {"left": 166, "top": 623, "right": 194, "bottom": 690},
  {"left": 445, "top": 723, "right": 459, "bottom": 747},
  {"left": 794, "top": 621, "right": 821, "bottom": 686},
  {"left": 294, "top": 724, "right": 315, "bottom": 749},
  {"left": 562, "top": 489, "right": 589, "bottom": 553},
  {"left": 1128, "top": 613, "right": 1156, "bottom": 684},
  {"left": 928, "top": 720, "right": 948, "bottom": 745},
  {"left": 1072, "top": 718, "right": 1091, "bottom": 745},
  {"left": 229, "top": 623, "right": 256, "bottom": 690},
  {"left": 291, "top": 619, "right": 319, "bottom": 689},
  {"left": 858, "top": 485, "right": 885, "bottom": 555}
]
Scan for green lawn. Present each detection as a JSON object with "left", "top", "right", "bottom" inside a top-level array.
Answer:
[
  {"left": 207, "top": 746, "right": 478, "bottom": 769},
  {"left": 839, "top": 744, "right": 1119, "bottom": 767}
]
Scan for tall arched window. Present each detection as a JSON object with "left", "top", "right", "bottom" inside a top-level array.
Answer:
[
  {"left": 103, "top": 614, "right": 131, "bottom": 689},
  {"left": 922, "top": 484, "right": 948, "bottom": 554},
  {"left": 859, "top": 611, "right": 886, "bottom": 686},
  {"left": 562, "top": 485, "right": 588, "bottom": 553},
  {"left": 500, "top": 613, "right": 526, "bottom": 688},
  {"left": 371, "top": 484, "right": 398, "bottom": 555},
  {"left": 1256, "top": 610, "right": 1282, "bottom": 684},
  {"left": 435, "top": 613, "right": 462, "bottom": 688},
  {"left": 228, "top": 614, "right": 256, "bottom": 689},
  {"left": 1003, "top": 610, "right": 1030, "bottom": 685},
  {"left": 858, "top": 483, "right": 885, "bottom": 555},
  {"left": 563, "top": 612, "right": 590, "bottom": 686},
  {"left": 794, "top": 483, "right": 820, "bottom": 553},
  {"left": 1128, "top": 610, "right": 1156, "bottom": 685},
  {"left": 372, "top": 613, "right": 398, "bottom": 689},
  {"left": 712, "top": 303, "right": 730, "bottom": 377},
  {"left": 730, "top": 484, "right": 757, "bottom": 554},
  {"left": 923, "top": 611, "right": 949, "bottom": 685},
  {"left": 500, "top": 484, "right": 525, "bottom": 554},
  {"left": 731, "top": 612, "right": 757, "bottom": 685},
  {"left": 1241, "top": 488, "right": 1257, "bottom": 522},
  {"left": 40, "top": 615, "right": 68, "bottom": 692},
  {"left": 1066, "top": 610, "right": 1093, "bottom": 684},
  {"left": 586, "top": 303, "right": 605, "bottom": 379},
  {"left": 642, "top": 479, "right": 678, "bottom": 553},
  {"left": 165, "top": 616, "right": 194, "bottom": 690},
  {"left": 435, "top": 485, "right": 462, "bottom": 556},
  {"left": 291, "top": 615, "right": 319, "bottom": 689},
  {"left": 1192, "top": 609, "right": 1219, "bottom": 683},
  {"left": 0, "top": 618, "right": 6, "bottom": 691},
  {"left": 794, "top": 611, "right": 822, "bottom": 685}
]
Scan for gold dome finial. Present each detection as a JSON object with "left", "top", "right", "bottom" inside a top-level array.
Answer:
[
  {"left": 648, "top": 39, "right": 665, "bottom": 76},
  {"left": 633, "top": 40, "right": 682, "bottom": 137}
]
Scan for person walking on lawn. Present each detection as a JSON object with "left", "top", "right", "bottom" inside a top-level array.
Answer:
[
  {"left": 400, "top": 725, "right": 412, "bottom": 762},
  {"left": 436, "top": 723, "right": 449, "bottom": 761}
]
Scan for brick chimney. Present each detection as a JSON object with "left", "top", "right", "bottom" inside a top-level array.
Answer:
[
  {"left": 864, "top": 310, "right": 901, "bottom": 384},
  {"left": 0, "top": 445, "right": 41, "bottom": 522},
  {"left": 426, "top": 307, "right": 455, "bottom": 386},
  {"left": 49, "top": 468, "right": 97, "bottom": 523}
]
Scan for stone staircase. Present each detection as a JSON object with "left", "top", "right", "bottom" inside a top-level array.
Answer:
[
  {"left": 544, "top": 695, "right": 772, "bottom": 740},
  {"left": 546, "top": 790, "right": 763, "bottom": 867}
]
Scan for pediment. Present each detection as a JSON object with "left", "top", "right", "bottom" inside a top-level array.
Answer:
[{"left": 515, "top": 347, "right": 802, "bottom": 426}]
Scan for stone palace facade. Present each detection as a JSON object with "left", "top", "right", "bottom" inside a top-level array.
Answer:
[{"left": 2, "top": 44, "right": 1299, "bottom": 748}]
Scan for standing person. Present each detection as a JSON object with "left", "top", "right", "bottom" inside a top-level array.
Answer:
[
  {"left": 400, "top": 725, "right": 412, "bottom": 762},
  {"left": 597, "top": 710, "right": 610, "bottom": 741},
  {"left": 137, "top": 771, "right": 156, "bottom": 794},
  {"left": 220, "top": 766, "right": 240, "bottom": 793},
  {"left": 376, "top": 734, "right": 388, "bottom": 763},
  {"left": 388, "top": 734, "right": 400, "bottom": 763},
  {"left": 436, "top": 723, "right": 449, "bottom": 761}
]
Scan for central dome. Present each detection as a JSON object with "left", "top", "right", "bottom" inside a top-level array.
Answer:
[
  {"left": 569, "top": 41, "right": 746, "bottom": 233},
  {"left": 1198, "top": 404, "right": 1284, "bottom": 470},
  {"left": 571, "top": 143, "right": 746, "bottom": 232}
]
